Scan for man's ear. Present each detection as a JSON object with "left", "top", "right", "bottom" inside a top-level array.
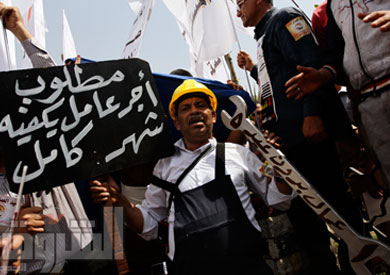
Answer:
[
  {"left": 212, "top": 111, "right": 217, "bottom": 124},
  {"left": 174, "top": 118, "right": 181, "bottom": 131}
]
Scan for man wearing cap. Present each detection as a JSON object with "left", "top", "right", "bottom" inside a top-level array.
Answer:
[{"left": 90, "top": 79, "right": 294, "bottom": 274}]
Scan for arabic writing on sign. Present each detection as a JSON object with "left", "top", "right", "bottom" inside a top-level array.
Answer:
[
  {"left": 0, "top": 60, "right": 167, "bottom": 191},
  {"left": 232, "top": 113, "right": 347, "bottom": 231}
]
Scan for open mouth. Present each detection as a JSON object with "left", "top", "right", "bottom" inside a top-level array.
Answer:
[{"left": 188, "top": 116, "right": 204, "bottom": 126}]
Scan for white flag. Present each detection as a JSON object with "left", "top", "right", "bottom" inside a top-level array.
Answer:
[
  {"left": 0, "top": 0, "right": 17, "bottom": 71},
  {"left": 193, "top": 56, "right": 232, "bottom": 83},
  {"left": 127, "top": 0, "right": 143, "bottom": 14},
  {"left": 122, "top": 0, "right": 155, "bottom": 59},
  {"left": 21, "top": 0, "right": 47, "bottom": 69},
  {"left": 62, "top": 10, "right": 77, "bottom": 61},
  {"left": 12, "top": 0, "right": 35, "bottom": 19},
  {"left": 163, "top": 0, "right": 236, "bottom": 63},
  {"left": 163, "top": 1, "right": 232, "bottom": 82}
]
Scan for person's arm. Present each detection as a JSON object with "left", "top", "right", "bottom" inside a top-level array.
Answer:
[
  {"left": 0, "top": 3, "right": 56, "bottom": 68},
  {"left": 89, "top": 176, "right": 144, "bottom": 233},
  {"left": 275, "top": 11, "right": 328, "bottom": 143},
  {"left": 249, "top": 131, "right": 292, "bottom": 195},
  {"left": 242, "top": 146, "right": 294, "bottom": 211},
  {"left": 284, "top": 2, "right": 344, "bottom": 100}
]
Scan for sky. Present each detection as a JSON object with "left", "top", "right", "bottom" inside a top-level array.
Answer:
[{"left": 15, "top": 0, "right": 319, "bottom": 88}]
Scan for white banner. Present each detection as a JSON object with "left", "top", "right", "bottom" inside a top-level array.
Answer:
[
  {"left": 193, "top": 55, "right": 231, "bottom": 83},
  {"left": 127, "top": 0, "right": 143, "bottom": 14},
  {"left": 21, "top": 0, "right": 47, "bottom": 69},
  {"left": 164, "top": 0, "right": 237, "bottom": 82},
  {"left": 0, "top": 0, "right": 16, "bottom": 72},
  {"left": 62, "top": 10, "right": 77, "bottom": 61},
  {"left": 122, "top": 0, "right": 155, "bottom": 59},
  {"left": 163, "top": 0, "right": 236, "bottom": 63},
  {"left": 12, "top": 0, "right": 35, "bottom": 18}
]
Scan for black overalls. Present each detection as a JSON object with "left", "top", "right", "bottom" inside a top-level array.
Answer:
[{"left": 152, "top": 143, "right": 273, "bottom": 275}]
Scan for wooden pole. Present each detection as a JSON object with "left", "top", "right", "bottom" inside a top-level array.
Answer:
[
  {"left": 103, "top": 181, "right": 130, "bottom": 275},
  {"left": 224, "top": 53, "right": 239, "bottom": 84}
]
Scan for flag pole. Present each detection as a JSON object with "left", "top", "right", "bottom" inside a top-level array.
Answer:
[
  {"left": 224, "top": 53, "right": 239, "bottom": 84},
  {"left": 2, "top": 18, "right": 12, "bottom": 70},
  {"left": 223, "top": 0, "right": 254, "bottom": 98},
  {"left": 290, "top": 0, "right": 311, "bottom": 23}
]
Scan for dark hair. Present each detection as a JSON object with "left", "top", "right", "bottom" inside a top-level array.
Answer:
[
  {"left": 174, "top": 92, "right": 212, "bottom": 116},
  {"left": 170, "top": 68, "right": 193, "bottom": 77}
]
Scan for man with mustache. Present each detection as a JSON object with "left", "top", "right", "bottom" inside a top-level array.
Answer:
[{"left": 90, "top": 79, "right": 294, "bottom": 274}]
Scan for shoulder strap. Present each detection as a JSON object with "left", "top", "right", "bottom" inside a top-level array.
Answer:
[
  {"left": 215, "top": 143, "right": 225, "bottom": 179},
  {"left": 167, "top": 144, "right": 213, "bottom": 210},
  {"left": 151, "top": 176, "right": 176, "bottom": 193}
]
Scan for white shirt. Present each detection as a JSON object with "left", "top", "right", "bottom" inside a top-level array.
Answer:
[{"left": 137, "top": 138, "right": 295, "bottom": 259}]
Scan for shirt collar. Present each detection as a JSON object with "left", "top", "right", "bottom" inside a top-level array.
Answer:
[
  {"left": 254, "top": 7, "right": 276, "bottom": 40},
  {"left": 174, "top": 137, "right": 217, "bottom": 153}
]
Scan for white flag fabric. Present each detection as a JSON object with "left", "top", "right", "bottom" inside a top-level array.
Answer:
[
  {"left": 127, "top": 0, "right": 143, "bottom": 14},
  {"left": 163, "top": 0, "right": 234, "bottom": 82},
  {"left": 193, "top": 56, "right": 232, "bottom": 83},
  {"left": 163, "top": 0, "right": 236, "bottom": 63},
  {"left": 0, "top": 0, "right": 17, "bottom": 72},
  {"left": 21, "top": 0, "right": 47, "bottom": 69},
  {"left": 122, "top": 0, "right": 155, "bottom": 59},
  {"left": 62, "top": 10, "right": 77, "bottom": 61},
  {"left": 12, "top": 0, "right": 35, "bottom": 18}
]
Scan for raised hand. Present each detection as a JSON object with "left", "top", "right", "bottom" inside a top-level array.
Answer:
[
  {"left": 237, "top": 50, "right": 255, "bottom": 71},
  {"left": 0, "top": 3, "right": 31, "bottom": 41}
]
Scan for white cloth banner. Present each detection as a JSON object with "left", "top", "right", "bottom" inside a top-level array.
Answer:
[
  {"left": 12, "top": 0, "right": 35, "bottom": 18},
  {"left": 163, "top": 0, "right": 234, "bottom": 82},
  {"left": 62, "top": 10, "right": 77, "bottom": 61},
  {"left": 163, "top": 0, "right": 236, "bottom": 63},
  {"left": 127, "top": 0, "right": 143, "bottom": 14},
  {"left": 0, "top": 0, "right": 16, "bottom": 72},
  {"left": 193, "top": 55, "right": 231, "bottom": 83},
  {"left": 21, "top": 0, "right": 47, "bottom": 69},
  {"left": 122, "top": 0, "right": 155, "bottom": 59}
]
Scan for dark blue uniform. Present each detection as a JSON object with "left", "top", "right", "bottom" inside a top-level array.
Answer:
[
  {"left": 251, "top": 7, "right": 362, "bottom": 275},
  {"left": 252, "top": 7, "right": 352, "bottom": 147}
]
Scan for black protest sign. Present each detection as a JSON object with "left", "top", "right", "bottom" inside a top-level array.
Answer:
[{"left": 0, "top": 59, "right": 174, "bottom": 193}]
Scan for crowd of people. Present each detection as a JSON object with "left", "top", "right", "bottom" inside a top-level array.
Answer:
[{"left": 0, "top": 0, "right": 389, "bottom": 274}]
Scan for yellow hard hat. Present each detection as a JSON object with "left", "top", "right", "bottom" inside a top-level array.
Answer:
[{"left": 168, "top": 79, "right": 217, "bottom": 119}]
